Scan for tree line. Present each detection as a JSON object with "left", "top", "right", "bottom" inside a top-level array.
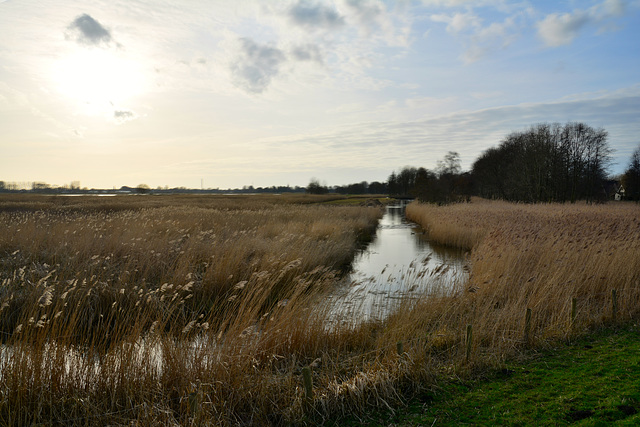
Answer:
[
  {"left": 472, "top": 122, "right": 612, "bottom": 203},
  {"left": 310, "top": 121, "right": 639, "bottom": 204},
  {"left": 621, "top": 144, "right": 640, "bottom": 201}
]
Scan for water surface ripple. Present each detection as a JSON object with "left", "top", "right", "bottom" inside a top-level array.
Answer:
[{"left": 326, "top": 202, "right": 468, "bottom": 325}]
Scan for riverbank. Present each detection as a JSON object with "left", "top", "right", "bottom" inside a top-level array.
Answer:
[{"left": 352, "top": 324, "right": 640, "bottom": 425}]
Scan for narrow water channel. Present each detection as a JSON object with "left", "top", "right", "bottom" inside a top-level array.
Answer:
[{"left": 326, "top": 201, "right": 468, "bottom": 326}]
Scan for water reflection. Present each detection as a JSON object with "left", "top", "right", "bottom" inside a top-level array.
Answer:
[{"left": 326, "top": 202, "right": 468, "bottom": 326}]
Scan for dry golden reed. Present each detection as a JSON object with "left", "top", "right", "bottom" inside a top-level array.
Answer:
[
  {"left": 405, "top": 198, "right": 640, "bottom": 349},
  {"left": 1, "top": 194, "right": 638, "bottom": 425}
]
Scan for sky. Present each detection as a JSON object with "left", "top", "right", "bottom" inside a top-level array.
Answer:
[{"left": 1, "top": 0, "right": 639, "bottom": 190}]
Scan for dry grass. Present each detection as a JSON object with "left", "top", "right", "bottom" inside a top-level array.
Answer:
[
  {"left": 1, "top": 194, "right": 639, "bottom": 425},
  {"left": 0, "top": 194, "right": 385, "bottom": 425},
  {"left": 405, "top": 198, "right": 640, "bottom": 352}
]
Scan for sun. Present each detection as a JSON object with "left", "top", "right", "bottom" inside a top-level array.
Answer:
[{"left": 52, "top": 48, "right": 145, "bottom": 116}]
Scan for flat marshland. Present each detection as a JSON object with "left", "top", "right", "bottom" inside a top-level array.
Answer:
[{"left": 0, "top": 194, "right": 639, "bottom": 425}]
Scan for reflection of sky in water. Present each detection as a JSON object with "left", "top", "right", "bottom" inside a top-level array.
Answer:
[{"left": 326, "top": 203, "right": 468, "bottom": 326}]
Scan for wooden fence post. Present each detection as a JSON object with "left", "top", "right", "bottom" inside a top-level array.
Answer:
[
  {"left": 465, "top": 324, "right": 473, "bottom": 363},
  {"left": 524, "top": 308, "right": 532, "bottom": 347},
  {"left": 302, "top": 366, "right": 313, "bottom": 410},
  {"left": 187, "top": 383, "right": 201, "bottom": 420},
  {"left": 570, "top": 297, "right": 577, "bottom": 328}
]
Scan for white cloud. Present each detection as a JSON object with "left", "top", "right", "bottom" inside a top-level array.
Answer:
[
  {"left": 430, "top": 12, "right": 481, "bottom": 33},
  {"left": 338, "top": 0, "right": 411, "bottom": 46},
  {"left": 450, "top": 12, "right": 482, "bottom": 33},
  {"left": 462, "top": 14, "right": 519, "bottom": 62},
  {"left": 536, "top": 10, "right": 591, "bottom": 46},
  {"left": 430, "top": 9, "right": 524, "bottom": 62},
  {"left": 537, "top": 0, "right": 630, "bottom": 47}
]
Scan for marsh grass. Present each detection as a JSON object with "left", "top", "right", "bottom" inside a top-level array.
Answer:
[
  {"left": 405, "top": 199, "right": 640, "bottom": 351},
  {"left": 0, "top": 195, "right": 639, "bottom": 425}
]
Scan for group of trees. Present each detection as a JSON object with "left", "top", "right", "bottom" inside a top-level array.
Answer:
[
  {"left": 0, "top": 181, "right": 83, "bottom": 192},
  {"left": 472, "top": 123, "right": 612, "bottom": 203},
  {"left": 305, "top": 179, "right": 387, "bottom": 195},
  {"left": 386, "top": 152, "right": 471, "bottom": 203},
  {"left": 621, "top": 145, "right": 640, "bottom": 201},
  {"left": 334, "top": 181, "right": 387, "bottom": 195},
  {"left": 311, "top": 121, "right": 637, "bottom": 205}
]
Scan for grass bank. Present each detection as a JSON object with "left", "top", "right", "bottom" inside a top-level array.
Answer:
[{"left": 355, "top": 324, "right": 640, "bottom": 426}]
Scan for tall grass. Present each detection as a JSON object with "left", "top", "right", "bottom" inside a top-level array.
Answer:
[
  {"left": 405, "top": 199, "right": 640, "bottom": 351},
  {"left": 1, "top": 195, "right": 638, "bottom": 425}
]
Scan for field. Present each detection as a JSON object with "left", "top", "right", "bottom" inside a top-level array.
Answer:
[{"left": 0, "top": 194, "right": 639, "bottom": 425}]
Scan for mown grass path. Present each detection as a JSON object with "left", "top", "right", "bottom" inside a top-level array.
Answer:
[{"left": 355, "top": 325, "right": 640, "bottom": 426}]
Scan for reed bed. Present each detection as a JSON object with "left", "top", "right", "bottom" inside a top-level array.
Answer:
[
  {"left": 405, "top": 199, "right": 640, "bottom": 352},
  {"left": 0, "top": 194, "right": 387, "bottom": 424},
  {"left": 1, "top": 194, "right": 638, "bottom": 425}
]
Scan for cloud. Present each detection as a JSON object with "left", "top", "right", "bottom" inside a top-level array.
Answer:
[
  {"left": 430, "top": 10, "right": 523, "bottom": 62},
  {"left": 342, "top": 0, "right": 384, "bottom": 24},
  {"left": 113, "top": 109, "right": 137, "bottom": 124},
  {"left": 537, "top": 0, "right": 628, "bottom": 47},
  {"left": 431, "top": 12, "right": 481, "bottom": 33},
  {"left": 536, "top": 10, "right": 591, "bottom": 46},
  {"left": 462, "top": 15, "right": 520, "bottom": 62},
  {"left": 288, "top": 2, "right": 345, "bottom": 29},
  {"left": 230, "top": 38, "right": 286, "bottom": 94},
  {"left": 66, "top": 14, "right": 112, "bottom": 46},
  {"left": 253, "top": 89, "right": 640, "bottom": 176},
  {"left": 340, "top": 0, "right": 406, "bottom": 44},
  {"left": 291, "top": 44, "right": 323, "bottom": 63}
]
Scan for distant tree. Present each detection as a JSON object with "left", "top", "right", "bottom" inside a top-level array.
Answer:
[
  {"left": 387, "top": 171, "right": 399, "bottom": 196},
  {"left": 136, "top": 184, "right": 151, "bottom": 194},
  {"left": 368, "top": 181, "right": 388, "bottom": 194},
  {"left": 412, "top": 167, "right": 439, "bottom": 202},
  {"left": 31, "top": 182, "right": 52, "bottom": 192},
  {"left": 306, "top": 178, "right": 328, "bottom": 194},
  {"left": 400, "top": 167, "right": 417, "bottom": 196},
  {"left": 622, "top": 144, "right": 640, "bottom": 201},
  {"left": 436, "top": 151, "right": 461, "bottom": 177}
]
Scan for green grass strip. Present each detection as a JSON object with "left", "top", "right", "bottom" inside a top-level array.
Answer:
[{"left": 358, "top": 325, "right": 640, "bottom": 426}]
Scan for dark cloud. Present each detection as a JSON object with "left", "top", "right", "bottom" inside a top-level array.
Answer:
[
  {"left": 113, "top": 109, "right": 137, "bottom": 124},
  {"left": 343, "top": 0, "right": 383, "bottom": 23},
  {"left": 291, "top": 44, "right": 323, "bottom": 63},
  {"left": 66, "top": 14, "right": 112, "bottom": 46},
  {"left": 288, "top": 2, "right": 345, "bottom": 29},
  {"left": 231, "top": 38, "right": 286, "bottom": 94}
]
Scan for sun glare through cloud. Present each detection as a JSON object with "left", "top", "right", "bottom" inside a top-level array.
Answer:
[
  {"left": 51, "top": 48, "right": 145, "bottom": 117},
  {"left": 0, "top": 0, "right": 638, "bottom": 189}
]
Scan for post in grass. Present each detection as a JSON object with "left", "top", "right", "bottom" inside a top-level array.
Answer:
[
  {"left": 611, "top": 289, "right": 618, "bottom": 322},
  {"left": 302, "top": 366, "right": 313, "bottom": 411},
  {"left": 524, "top": 308, "right": 532, "bottom": 347},
  {"left": 465, "top": 324, "right": 473, "bottom": 363}
]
